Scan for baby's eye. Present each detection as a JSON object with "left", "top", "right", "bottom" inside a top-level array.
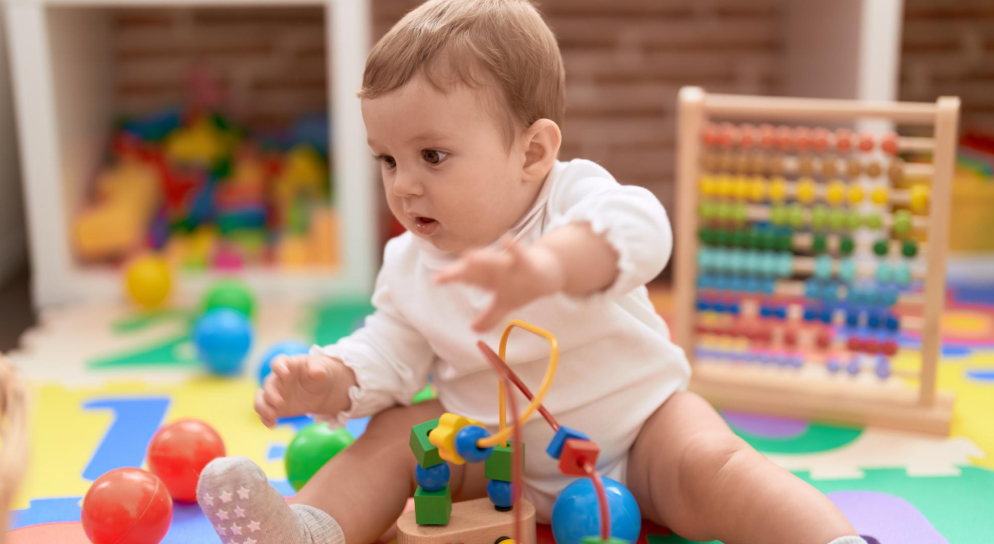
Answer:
[
  {"left": 422, "top": 149, "right": 449, "bottom": 165},
  {"left": 376, "top": 155, "right": 396, "bottom": 169}
]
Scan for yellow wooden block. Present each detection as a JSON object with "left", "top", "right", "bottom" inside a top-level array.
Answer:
[{"left": 429, "top": 413, "right": 484, "bottom": 465}]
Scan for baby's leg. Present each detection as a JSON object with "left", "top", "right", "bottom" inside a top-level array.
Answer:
[
  {"left": 626, "top": 392, "right": 859, "bottom": 544},
  {"left": 198, "top": 400, "right": 487, "bottom": 544},
  {"left": 294, "top": 399, "right": 488, "bottom": 543}
]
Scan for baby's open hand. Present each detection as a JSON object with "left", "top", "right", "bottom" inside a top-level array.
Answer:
[
  {"left": 434, "top": 237, "right": 565, "bottom": 332},
  {"left": 255, "top": 353, "right": 343, "bottom": 429}
]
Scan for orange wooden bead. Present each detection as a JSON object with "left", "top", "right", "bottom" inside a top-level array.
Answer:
[
  {"left": 881, "top": 132, "right": 898, "bottom": 155},
  {"left": 760, "top": 124, "right": 777, "bottom": 149},
  {"left": 558, "top": 439, "right": 601, "bottom": 477},
  {"left": 858, "top": 131, "right": 875, "bottom": 152},
  {"left": 835, "top": 128, "right": 853, "bottom": 153}
]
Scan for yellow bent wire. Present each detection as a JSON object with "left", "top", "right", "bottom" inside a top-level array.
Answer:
[{"left": 479, "top": 319, "right": 559, "bottom": 449}]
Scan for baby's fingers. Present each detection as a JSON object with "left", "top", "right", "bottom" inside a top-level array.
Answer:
[{"left": 255, "top": 389, "right": 278, "bottom": 429}]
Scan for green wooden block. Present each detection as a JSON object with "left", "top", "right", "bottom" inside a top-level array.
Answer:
[
  {"left": 410, "top": 419, "right": 443, "bottom": 468},
  {"left": 485, "top": 442, "right": 525, "bottom": 482},
  {"left": 414, "top": 485, "right": 451, "bottom": 525}
]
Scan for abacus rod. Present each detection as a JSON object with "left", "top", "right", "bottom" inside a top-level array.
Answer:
[{"left": 703, "top": 94, "right": 939, "bottom": 125}]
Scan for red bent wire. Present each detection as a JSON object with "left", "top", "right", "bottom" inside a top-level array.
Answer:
[
  {"left": 584, "top": 462, "right": 611, "bottom": 542},
  {"left": 477, "top": 341, "right": 560, "bottom": 431}
]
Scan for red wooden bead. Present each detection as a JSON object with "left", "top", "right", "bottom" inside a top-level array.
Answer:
[
  {"left": 558, "top": 439, "right": 601, "bottom": 477},
  {"left": 740, "top": 124, "right": 757, "bottom": 147},
  {"left": 760, "top": 124, "right": 776, "bottom": 149},
  {"left": 835, "top": 128, "right": 853, "bottom": 152},
  {"left": 812, "top": 128, "right": 830, "bottom": 152},
  {"left": 881, "top": 132, "right": 898, "bottom": 155},
  {"left": 847, "top": 337, "right": 863, "bottom": 352},
  {"left": 795, "top": 127, "right": 811, "bottom": 150},
  {"left": 718, "top": 122, "right": 735, "bottom": 147},
  {"left": 702, "top": 123, "right": 719, "bottom": 146},
  {"left": 863, "top": 339, "right": 879, "bottom": 354},
  {"left": 816, "top": 330, "right": 832, "bottom": 349},
  {"left": 858, "top": 131, "right": 875, "bottom": 152},
  {"left": 784, "top": 329, "right": 798, "bottom": 346},
  {"left": 776, "top": 125, "right": 794, "bottom": 149},
  {"left": 882, "top": 341, "right": 898, "bottom": 356}
]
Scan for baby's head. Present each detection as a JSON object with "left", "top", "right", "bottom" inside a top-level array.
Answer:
[{"left": 361, "top": 0, "right": 564, "bottom": 252}]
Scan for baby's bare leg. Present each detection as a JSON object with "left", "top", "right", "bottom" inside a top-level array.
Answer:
[
  {"left": 626, "top": 392, "right": 858, "bottom": 544},
  {"left": 294, "top": 399, "right": 488, "bottom": 544}
]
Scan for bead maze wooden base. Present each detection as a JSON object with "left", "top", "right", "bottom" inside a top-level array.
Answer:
[
  {"left": 674, "top": 87, "right": 959, "bottom": 435},
  {"left": 397, "top": 498, "right": 537, "bottom": 544}
]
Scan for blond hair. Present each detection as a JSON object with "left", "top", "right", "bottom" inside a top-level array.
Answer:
[{"left": 360, "top": 0, "right": 565, "bottom": 146}]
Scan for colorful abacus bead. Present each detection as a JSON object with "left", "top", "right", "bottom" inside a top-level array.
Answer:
[
  {"left": 839, "top": 236, "right": 855, "bottom": 256},
  {"left": 858, "top": 131, "right": 875, "bottom": 152},
  {"left": 814, "top": 255, "right": 833, "bottom": 279},
  {"left": 893, "top": 210, "right": 913, "bottom": 236},
  {"left": 811, "top": 206, "right": 829, "bottom": 230},
  {"left": 825, "top": 180, "right": 846, "bottom": 205},
  {"left": 821, "top": 156, "right": 839, "bottom": 177},
  {"left": 910, "top": 185, "right": 931, "bottom": 214},
  {"left": 848, "top": 184, "right": 864, "bottom": 204},
  {"left": 812, "top": 233, "right": 827, "bottom": 254},
  {"left": 769, "top": 177, "right": 788, "bottom": 202},
  {"left": 881, "top": 132, "right": 898, "bottom": 155},
  {"left": 876, "top": 262, "right": 894, "bottom": 283},
  {"left": 875, "top": 357, "right": 892, "bottom": 378},
  {"left": 839, "top": 258, "right": 857, "bottom": 282},
  {"left": 796, "top": 178, "right": 817, "bottom": 204},
  {"left": 873, "top": 239, "right": 890, "bottom": 257},
  {"left": 902, "top": 240, "right": 918, "bottom": 258},
  {"left": 894, "top": 263, "right": 912, "bottom": 286},
  {"left": 846, "top": 358, "right": 862, "bottom": 375},
  {"left": 870, "top": 186, "right": 888, "bottom": 205},
  {"left": 864, "top": 213, "right": 883, "bottom": 230},
  {"left": 454, "top": 425, "right": 493, "bottom": 463},
  {"left": 835, "top": 129, "right": 853, "bottom": 153},
  {"left": 826, "top": 359, "right": 842, "bottom": 373}
]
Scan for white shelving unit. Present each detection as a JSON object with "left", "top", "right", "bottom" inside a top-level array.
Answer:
[{"left": 3, "top": 0, "right": 376, "bottom": 309}]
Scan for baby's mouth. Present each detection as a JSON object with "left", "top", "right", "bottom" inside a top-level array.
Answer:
[{"left": 413, "top": 216, "right": 439, "bottom": 236}]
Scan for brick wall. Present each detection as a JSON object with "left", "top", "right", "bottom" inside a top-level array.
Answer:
[
  {"left": 899, "top": 0, "right": 994, "bottom": 133},
  {"left": 373, "top": 0, "right": 787, "bottom": 210}
]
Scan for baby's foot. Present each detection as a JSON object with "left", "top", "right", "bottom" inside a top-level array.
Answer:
[
  {"left": 255, "top": 354, "right": 339, "bottom": 428},
  {"left": 198, "top": 456, "right": 344, "bottom": 544}
]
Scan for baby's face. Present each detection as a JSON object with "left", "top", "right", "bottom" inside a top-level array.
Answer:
[{"left": 362, "top": 76, "right": 530, "bottom": 253}]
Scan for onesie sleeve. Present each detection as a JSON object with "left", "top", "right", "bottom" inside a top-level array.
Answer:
[
  {"left": 312, "top": 239, "right": 436, "bottom": 427},
  {"left": 544, "top": 160, "right": 673, "bottom": 303}
]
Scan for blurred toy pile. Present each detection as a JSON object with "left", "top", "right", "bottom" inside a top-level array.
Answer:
[
  {"left": 950, "top": 131, "right": 994, "bottom": 253},
  {"left": 73, "top": 107, "right": 339, "bottom": 271}
]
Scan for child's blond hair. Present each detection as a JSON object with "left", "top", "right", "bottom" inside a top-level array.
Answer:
[{"left": 360, "top": 0, "right": 565, "bottom": 146}]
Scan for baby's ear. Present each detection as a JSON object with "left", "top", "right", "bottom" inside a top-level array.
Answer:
[{"left": 521, "top": 119, "right": 562, "bottom": 184}]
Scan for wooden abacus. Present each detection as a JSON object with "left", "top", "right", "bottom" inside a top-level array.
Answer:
[{"left": 673, "top": 87, "right": 959, "bottom": 435}]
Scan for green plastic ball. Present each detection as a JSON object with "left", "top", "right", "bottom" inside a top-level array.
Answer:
[
  {"left": 202, "top": 279, "right": 257, "bottom": 319},
  {"left": 285, "top": 423, "right": 355, "bottom": 491}
]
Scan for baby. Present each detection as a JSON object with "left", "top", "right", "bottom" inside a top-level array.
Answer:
[{"left": 197, "top": 1, "right": 865, "bottom": 543}]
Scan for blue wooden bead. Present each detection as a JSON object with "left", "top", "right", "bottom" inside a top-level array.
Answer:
[
  {"left": 894, "top": 263, "right": 912, "bottom": 286},
  {"left": 826, "top": 359, "right": 841, "bottom": 374},
  {"left": 730, "top": 304, "right": 741, "bottom": 316},
  {"left": 697, "top": 300, "right": 710, "bottom": 312},
  {"left": 875, "top": 357, "right": 891, "bottom": 379},
  {"left": 487, "top": 479, "right": 514, "bottom": 509},
  {"left": 821, "top": 309, "right": 834, "bottom": 324},
  {"left": 803, "top": 307, "right": 817, "bottom": 321},
  {"left": 886, "top": 314, "right": 900, "bottom": 331},
  {"left": 775, "top": 307, "right": 788, "bottom": 320},
  {"left": 876, "top": 262, "right": 894, "bottom": 283},
  {"left": 846, "top": 359, "right": 862, "bottom": 375},
  {"left": 455, "top": 425, "right": 493, "bottom": 463},
  {"left": 814, "top": 255, "right": 833, "bottom": 280},
  {"left": 867, "top": 312, "right": 881, "bottom": 329},
  {"left": 839, "top": 258, "right": 857, "bottom": 283},
  {"left": 416, "top": 462, "right": 451, "bottom": 492},
  {"left": 846, "top": 310, "right": 860, "bottom": 327}
]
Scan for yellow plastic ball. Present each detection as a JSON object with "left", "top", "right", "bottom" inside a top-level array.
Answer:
[
  {"left": 718, "top": 176, "right": 736, "bottom": 199},
  {"left": 825, "top": 180, "right": 846, "bottom": 205},
  {"left": 748, "top": 176, "right": 767, "bottom": 202},
  {"left": 125, "top": 254, "right": 172, "bottom": 309},
  {"left": 734, "top": 176, "right": 751, "bottom": 200},
  {"left": 910, "top": 185, "right": 931, "bottom": 214},
  {"left": 796, "top": 177, "right": 817, "bottom": 204},
  {"left": 847, "top": 184, "right": 864, "bottom": 204},
  {"left": 699, "top": 175, "right": 717, "bottom": 197},
  {"left": 871, "top": 187, "right": 889, "bottom": 205},
  {"left": 769, "top": 177, "right": 787, "bottom": 202}
]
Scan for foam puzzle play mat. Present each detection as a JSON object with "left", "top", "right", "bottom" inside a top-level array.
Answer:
[{"left": 2, "top": 282, "right": 993, "bottom": 544}]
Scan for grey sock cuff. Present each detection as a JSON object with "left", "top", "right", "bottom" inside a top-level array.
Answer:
[
  {"left": 827, "top": 537, "right": 867, "bottom": 544},
  {"left": 291, "top": 503, "right": 345, "bottom": 544}
]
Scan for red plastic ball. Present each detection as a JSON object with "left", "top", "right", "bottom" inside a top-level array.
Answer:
[
  {"left": 147, "top": 419, "right": 226, "bottom": 502},
  {"left": 82, "top": 468, "right": 172, "bottom": 544}
]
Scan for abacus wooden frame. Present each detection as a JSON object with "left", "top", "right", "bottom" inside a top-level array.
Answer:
[{"left": 673, "top": 87, "right": 958, "bottom": 435}]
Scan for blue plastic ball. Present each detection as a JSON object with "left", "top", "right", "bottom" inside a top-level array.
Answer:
[
  {"left": 551, "top": 477, "right": 641, "bottom": 544},
  {"left": 488, "top": 479, "right": 514, "bottom": 509},
  {"left": 416, "top": 462, "right": 451, "bottom": 492},
  {"left": 193, "top": 309, "right": 253, "bottom": 375},
  {"left": 258, "top": 340, "right": 311, "bottom": 385},
  {"left": 455, "top": 425, "right": 493, "bottom": 463}
]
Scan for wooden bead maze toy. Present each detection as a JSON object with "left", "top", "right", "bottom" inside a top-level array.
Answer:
[
  {"left": 398, "top": 321, "right": 626, "bottom": 544},
  {"left": 673, "top": 87, "right": 959, "bottom": 435}
]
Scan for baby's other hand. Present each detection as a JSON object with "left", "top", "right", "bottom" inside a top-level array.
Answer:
[
  {"left": 255, "top": 353, "right": 343, "bottom": 429},
  {"left": 434, "top": 237, "right": 565, "bottom": 332}
]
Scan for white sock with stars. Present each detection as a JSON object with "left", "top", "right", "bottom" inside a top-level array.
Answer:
[
  {"left": 198, "top": 456, "right": 345, "bottom": 544},
  {"left": 828, "top": 537, "right": 869, "bottom": 544}
]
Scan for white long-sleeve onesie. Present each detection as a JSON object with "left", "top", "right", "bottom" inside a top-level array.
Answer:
[{"left": 315, "top": 158, "right": 691, "bottom": 521}]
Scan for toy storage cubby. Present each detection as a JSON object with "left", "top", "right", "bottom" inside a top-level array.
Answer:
[{"left": 3, "top": 0, "right": 375, "bottom": 308}]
